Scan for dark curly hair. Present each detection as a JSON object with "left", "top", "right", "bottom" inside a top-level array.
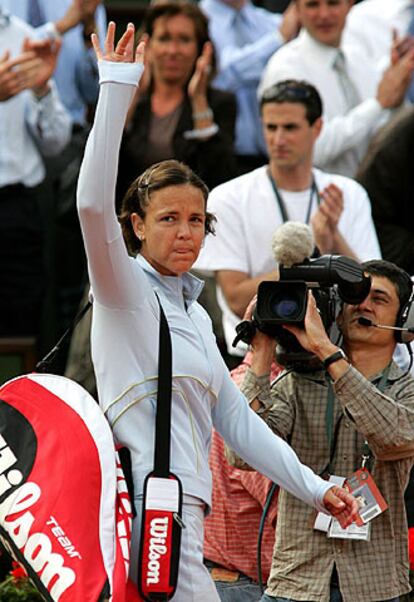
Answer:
[
  {"left": 260, "top": 79, "right": 323, "bottom": 125},
  {"left": 361, "top": 259, "right": 413, "bottom": 312},
  {"left": 118, "top": 159, "right": 216, "bottom": 256}
]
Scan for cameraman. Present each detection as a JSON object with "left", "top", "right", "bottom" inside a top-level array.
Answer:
[{"left": 233, "top": 259, "right": 414, "bottom": 602}]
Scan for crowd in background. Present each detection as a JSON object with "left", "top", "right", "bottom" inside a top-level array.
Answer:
[
  {"left": 1, "top": 0, "right": 414, "bottom": 363},
  {"left": 2, "top": 0, "right": 414, "bottom": 599}
]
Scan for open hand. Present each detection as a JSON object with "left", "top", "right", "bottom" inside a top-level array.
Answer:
[
  {"left": 279, "top": 1, "right": 300, "bottom": 43},
  {"left": 91, "top": 21, "right": 146, "bottom": 65},
  {"left": 0, "top": 49, "right": 42, "bottom": 100},
  {"left": 311, "top": 183, "right": 343, "bottom": 254},
  {"left": 188, "top": 41, "right": 213, "bottom": 101},
  {"left": 391, "top": 29, "right": 414, "bottom": 66},
  {"left": 378, "top": 44, "right": 414, "bottom": 108},
  {"left": 323, "top": 485, "right": 359, "bottom": 529},
  {"left": 21, "top": 37, "right": 62, "bottom": 96},
  {"left": 56, "top": 0, "right": 102, "bottom": 34}
]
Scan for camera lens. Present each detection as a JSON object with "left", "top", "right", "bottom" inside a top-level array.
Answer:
[
  {"left": 268, "top": 290, "right": 303, "bottom": 320},
  {"left": 273, "top": 299, "right": 300, "bottom": 319},
  {"left": 255, "top": 281, "right": 307, "bottom": 326}
]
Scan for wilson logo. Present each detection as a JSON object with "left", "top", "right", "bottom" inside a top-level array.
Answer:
[
  {"left": 47, "top": 516, "right": 82, "bottom": 560},
  {"left": 0, "top": 481, "right": 76, "bottom": 600},
  {"left": 146, "top": 516, "right": 169, "bottom": 585},
  {"left": 0, "top": 433, "right": 23, "bottom": 498}
]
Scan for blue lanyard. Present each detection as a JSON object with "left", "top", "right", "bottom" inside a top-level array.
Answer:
[{"left": 267, "top": 168, "right": 320, "bottom": 225}]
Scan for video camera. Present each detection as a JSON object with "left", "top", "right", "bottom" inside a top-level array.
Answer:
[{"left": 234, "top": 254, "right": 371, "bottom": 371}]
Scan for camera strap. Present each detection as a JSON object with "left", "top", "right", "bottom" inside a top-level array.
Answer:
[
  {"left": 267, "top": 168, "right": 320, "bottom": 224},
  {"left": 323, "top": 363, "right": 391, "bottom": 475}
]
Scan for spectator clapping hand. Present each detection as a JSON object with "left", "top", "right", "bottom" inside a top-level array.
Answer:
[
  {"left": 55, "top": 0, "right": 102, "bottom": 35},
  {"left": 21, "top": 37, "right": 62, "bottom": 98},
  {"left": 377, "top": 39, "right": 414, "bottom": 109},
  {"left": 279, "top": 1, "right": 301, "bottom": 44},
  {"left": 311, "top": 183, "right": 343, "bottom": 254},
  {"left": 390, "top": 28, "right": 414, "bottom": 66},
  {"left": 187, "top": 41, "right": 213, "bottom": 101},
  {"left": 0, "top": 49, "right": 37, "bottom": 100},
  {"left": 0, "top": 36, "right": 62, "bottom": 101},
  {"left": 187, "top": 41, "right": 215, "bottom": 131}
]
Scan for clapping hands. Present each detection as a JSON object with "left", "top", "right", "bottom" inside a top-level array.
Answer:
[
  {"left": 0, "top": 37, "right": 62, "bottom": 101},
  {"left": 311, "top": 183, "right": 343, "bottom": 254}
]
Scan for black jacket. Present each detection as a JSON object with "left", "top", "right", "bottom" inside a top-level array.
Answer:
[
  {"left": 357, "top": 108, "right": 414, "bottom": 273},
  {"left": 117, "top": 87, "right": 238, "bottom": 202}
]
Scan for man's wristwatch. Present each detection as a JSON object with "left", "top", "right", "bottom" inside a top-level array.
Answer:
[{"left": 322, "top": 349, "right": 347, "bottom": 370}]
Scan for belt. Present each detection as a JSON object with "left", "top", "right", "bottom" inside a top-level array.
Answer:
[{"left": 204, "top": 559, "right": 242, "bottom": 583}]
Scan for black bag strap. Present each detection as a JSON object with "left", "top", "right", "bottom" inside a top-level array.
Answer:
[
  {"left": 37, "top": 294, "right": 174, "bottom": 475},
  {"left": 35, "top": 301, "right": 93, "bottom": 373},
  {"left": 153, "top": 296, "right": 173, "bottom": 477}
]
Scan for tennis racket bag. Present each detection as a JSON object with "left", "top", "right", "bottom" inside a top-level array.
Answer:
[{"left": 0, "top": 372, "right": 136, "bottom": 601}]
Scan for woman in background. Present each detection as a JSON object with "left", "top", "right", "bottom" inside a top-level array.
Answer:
[{"left": 117, "top": 0, "right": 238, "bottom": 201}]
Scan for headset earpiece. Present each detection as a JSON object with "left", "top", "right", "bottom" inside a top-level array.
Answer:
[{"left": 395, "top": 275, "right": 414, "bottom": 344}]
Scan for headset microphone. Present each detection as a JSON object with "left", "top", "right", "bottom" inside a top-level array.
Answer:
[{"left": 357, "top": 317, "right": 414, "bottom": 333}]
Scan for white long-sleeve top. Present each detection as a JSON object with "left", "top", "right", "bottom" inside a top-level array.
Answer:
[{"left": 77, "top": 59, "right": 333, "bottom": 512}]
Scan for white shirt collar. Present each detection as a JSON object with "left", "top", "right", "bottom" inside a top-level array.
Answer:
[
  {"left": 201, "top": 0, "right": 256, "bottom": 29},
  {"left": 0, "top": 7, "right": 11, "bottom": 29},
  {"left": 299, "top": 28, "right": 343, "bottom": 69}
]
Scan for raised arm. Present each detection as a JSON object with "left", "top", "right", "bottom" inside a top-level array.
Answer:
[{"left": 77, "top": 23, "right": 147, "bottom": 308}]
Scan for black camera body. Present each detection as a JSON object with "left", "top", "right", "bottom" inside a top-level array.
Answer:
[{"left": 234, "top": 255, "right": 371, "bottom": 371}]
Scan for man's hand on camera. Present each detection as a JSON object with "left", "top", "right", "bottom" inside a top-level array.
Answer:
[
  {"left": 283, "top": 291, "right": 336, "bottom": 358},
  {"left": 284, "top": 291, "right": 350, "bottom": 380},
  {"left": 244, "top": 295, "right": 276, "bottom": 378}
]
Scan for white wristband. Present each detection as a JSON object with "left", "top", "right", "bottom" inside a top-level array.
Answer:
[
  {"left": 192, "top": 108, "right": 213, "bottom": 121},
  {"left": 98, "top": 61, "right": 144, "bottom": 86},
  {"left": 183, "top": 124, "right": 219, "bottom": 140}
]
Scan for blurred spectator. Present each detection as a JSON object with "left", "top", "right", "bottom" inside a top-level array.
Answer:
[
  {"left": 0, "top": 8, "right": 71, "bottom": 338},
  {"left": 344, "top": 0, "right": 414, "bottom": 102},
  {"left": 200, "top": 0, "right": 300, "bottom": 173},
  {"left": 357, "top": 107, "right": 414, "bottom": 274},
  {"left": 4, "top": 0, "right": 107, "bottom": 125},
  {"left": 1, "top": 0, "right": 106, "bottom": 352},
  {"left": 118, "top": 0, "right": 237, "bottom": 200},
  {"left": 204, "top": 353, "right": 281, "bottom": 601},
  {"left": 195, "top": 80, "right": 380, "bottom": 360},
  {"left": 259, "top": 0, "right": 414, "bottom": 178}
]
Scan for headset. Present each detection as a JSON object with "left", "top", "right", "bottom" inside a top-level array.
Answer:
[
  {"left": 394, "top": 272, "right": 414, "bottom": 344},
  {"left": 355, "top": 270, "right": 414, "bottom": 344}
]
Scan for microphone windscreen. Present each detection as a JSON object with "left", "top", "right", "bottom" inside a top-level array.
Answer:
[{"left": 271, "top": 222, "right": 314, "bottom": 268}]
